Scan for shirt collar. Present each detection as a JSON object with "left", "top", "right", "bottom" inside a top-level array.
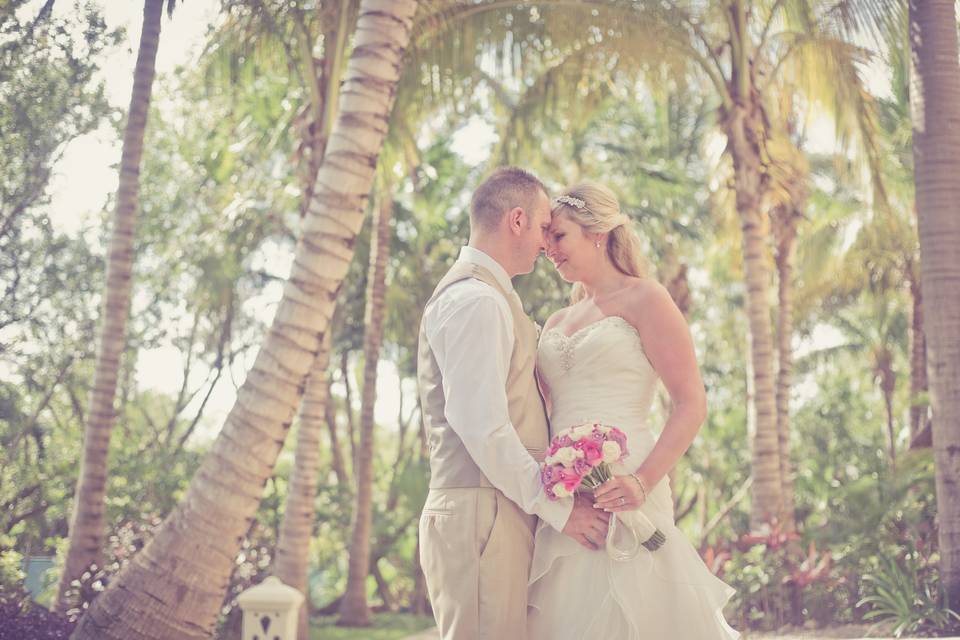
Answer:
[{"left": 458, "top": 246, "right": 514, "bottom": 294}]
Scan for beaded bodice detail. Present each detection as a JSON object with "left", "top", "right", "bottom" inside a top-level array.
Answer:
[{"left": 537, "top": 316, "right": 660, "bottom": 444}]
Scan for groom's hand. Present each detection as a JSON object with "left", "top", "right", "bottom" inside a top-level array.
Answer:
[{"left": 562, "top": 494, "right": 611, "bottom": 550}]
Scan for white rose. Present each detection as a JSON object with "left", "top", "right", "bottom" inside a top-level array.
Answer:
[
  {"left": 601, "top": 441, "right": 622, "bottom": 464},
  {"left": 553, "top": 446, "right": 581, "bottom": 467},
  {"left": 572, "top": 424, "right": 593, "bottom": 439},
  {"left": 553, "top": 484, "right": 572, "bottom": 498}
]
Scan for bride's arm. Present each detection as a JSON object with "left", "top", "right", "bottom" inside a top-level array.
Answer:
[{"left": 594, "top": 281, "right": 706, "bottom": 512}]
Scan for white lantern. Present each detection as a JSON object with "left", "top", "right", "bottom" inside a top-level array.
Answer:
[{"left": 236, "top": 576, "right": 305, "bottom": 640}]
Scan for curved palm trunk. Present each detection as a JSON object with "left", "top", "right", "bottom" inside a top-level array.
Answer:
[
  {"left": 71, "top": 3, "right": 418, "bottom": 637},
  {"left": 909, "top": 0, "right": 960, "bottom": 609},
  {"left": 774, "top": 214, "right": 798, "bottom": 533},
  {"left": 56, "top": 0, "right": 163, "bottom": 614},
  {"left": 338, "top": 188, "right": 393, "bottom": 626},
  {"left": 274, "top": 331, "right": 333, "bottom": 640},
  {"left": 724, "top": 100, "right": 782, "bottom": 531}
]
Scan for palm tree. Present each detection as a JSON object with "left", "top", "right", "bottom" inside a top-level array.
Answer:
[
  {"left": 338, "top": 180, "right": 395, "bottom": 626},
  {"left": 233, "top": 7, "right": 360, "bottom": 635},
  {"left": 71, "top": 3, "right": 419, "bottom": 637},
  {"left": 273, "top": 332, "right": 333, "bottom": 640},
  {"left": 56, "top": 0, "right": 167, "bottom": 614},
  {"left": 908, "top": 0, "right": 960, "bottom": 609},
  {"left": 873, "top": 22, "right": 928, "bottom": 448},
  {"left": 769, "top": 130, "right": 808, "bottom": 533}
]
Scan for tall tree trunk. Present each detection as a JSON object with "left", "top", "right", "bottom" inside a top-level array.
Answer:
[
  {"left": 269, "top": 9, "right": 358, "bottom": 631},
  {"left": 909, "top": 0, "right": 960, "bottom": 610},
  {"left": 71, "top": 3, "right": 418, "bottom": 637},
  {"left": 774, "top": 215, "right": 798, "bottom": 533},
  {"left": 724, "top": 99, "right": 782, "bottom": 531},
  {"left": 325, "top": 384, "right": 350, "bottom": 487},
  {"left": 338, "top": 188, "right": 394, "bottom": 626},
  {"left": 342, "top": 350, "right": 358, "bottom": 466},
  {"left": 274, "top": 331, "right": 333, "bottom": 640},
  {"left": 56, "top": 0, "right": 163, "bottom": 613},
  {"left": 908, "top": 267, "right": 930, "bottom": 446}
]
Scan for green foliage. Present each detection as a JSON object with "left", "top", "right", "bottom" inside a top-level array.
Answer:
[
  {"left": 0, "top": 1, "right": 117, "bottom": 338},
  {"left": 0, "top": 545, "right": 24, "bottom": 592},
  {"left": 858, "top": 556, "right": 960, "bottom": 637},
  {"left": 311, "top": 613, "right": 434, "bottom": 640},
  {"left": 1, "top": 0, "right": 944, "bottom": 633}
]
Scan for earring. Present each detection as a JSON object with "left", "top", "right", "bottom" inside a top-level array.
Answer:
[{"left": 595, "top": 240, "right": 601, "bottom": 249}]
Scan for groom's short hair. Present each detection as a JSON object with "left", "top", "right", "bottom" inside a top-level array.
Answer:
[{"left": 470, "top": 167, "right": 547, "bottom": 232}]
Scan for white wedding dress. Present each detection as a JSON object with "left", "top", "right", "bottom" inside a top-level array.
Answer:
[{"left": 528, "top": 315, "right": 740, "bottom": 639}]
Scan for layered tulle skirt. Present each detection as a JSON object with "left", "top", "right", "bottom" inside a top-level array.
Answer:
[{"left": 528, "top": 472, "right": 740, "bottom": 639}]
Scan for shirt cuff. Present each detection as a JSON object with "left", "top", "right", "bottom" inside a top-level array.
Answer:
[{"left": 537, "top": 495, "right": 574, "bottom": 532}]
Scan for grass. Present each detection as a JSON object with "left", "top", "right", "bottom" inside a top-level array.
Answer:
[{"left": 310, "top": 613, "right": 434, "bottom": 640}]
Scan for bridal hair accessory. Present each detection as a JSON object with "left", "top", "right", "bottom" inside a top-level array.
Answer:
[
  {"left": 554, "top": 194, "right": 586, "bottom": 209},
  {"left": 541, "top": 422, "right": 667, "bottom": 559}
]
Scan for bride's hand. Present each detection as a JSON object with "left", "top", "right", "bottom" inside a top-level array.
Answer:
[{"left": 593, "top": 474, "right": 648, "bottom": 512}]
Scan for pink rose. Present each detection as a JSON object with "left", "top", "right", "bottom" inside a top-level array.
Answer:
[
  {"left": 556, "top": 435, "right": 574, "bottom": 448},
  {"left": 542, "top": 463, "right": 564, "bottom": 485},
  {"left": 573, "top": 439, "right": 603, "bottom": 466},
  {"left": 573, "top": 457, "right": 591, "bottom": 476},
  {"left": 556, "top": 465, "right": 584, "bottom": 493}
]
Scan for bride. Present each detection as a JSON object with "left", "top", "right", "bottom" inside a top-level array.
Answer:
[{"left": 528, "top": 182, "right": 739, "bottom": 639}]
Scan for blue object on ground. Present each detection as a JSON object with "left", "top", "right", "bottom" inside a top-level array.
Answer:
[{"left": 22, "top": 556, "right": 55, "bottom": 598}]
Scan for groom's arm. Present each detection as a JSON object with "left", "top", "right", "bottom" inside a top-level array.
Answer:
[{"left": 425, "top": 286, "right": 573, "bottom": 532}]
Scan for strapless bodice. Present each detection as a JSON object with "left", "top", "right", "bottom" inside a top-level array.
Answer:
[{"left": 538, "top": 315, "right": 660, "bottom": 460}]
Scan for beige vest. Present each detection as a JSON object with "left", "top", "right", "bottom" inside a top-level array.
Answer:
[{"left": 418, "top": 261, "right": 549, "bottom": 489}]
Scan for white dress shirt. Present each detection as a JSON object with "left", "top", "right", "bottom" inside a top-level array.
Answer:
[{"left": 423, "top": 246, "right": 573, "bottom": 532}]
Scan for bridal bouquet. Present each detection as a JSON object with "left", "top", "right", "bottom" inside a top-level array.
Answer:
[{"left": 542, "top": 422, "right": 666, "bottom": 556}]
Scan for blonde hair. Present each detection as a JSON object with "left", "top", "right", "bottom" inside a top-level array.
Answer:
[{"left": 551, "top": 181, "right": 649, "bottom": 303}]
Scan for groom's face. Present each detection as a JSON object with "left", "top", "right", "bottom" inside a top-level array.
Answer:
[{"left": 516, "top": 189, "right": 552, "bottom": 274}]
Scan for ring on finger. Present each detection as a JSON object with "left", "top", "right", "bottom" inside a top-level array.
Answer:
[{"left": 619, "top": 496, "right": 625, "bottom": 506}]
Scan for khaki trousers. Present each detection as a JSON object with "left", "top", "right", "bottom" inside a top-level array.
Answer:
[{"left": 419, "top": 487, "right": 536, "bottom": 640}]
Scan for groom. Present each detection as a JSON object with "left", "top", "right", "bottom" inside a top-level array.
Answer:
[{"left": 417, "top": 167, "right": 610, "bottom": 639}]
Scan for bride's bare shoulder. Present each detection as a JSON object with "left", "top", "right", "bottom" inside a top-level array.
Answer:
[{"left": 619, "top": 278, "right": 677, "bottom": 326}]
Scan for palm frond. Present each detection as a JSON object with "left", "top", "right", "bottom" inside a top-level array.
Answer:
[{"left": 766, "top": 29, "right": 889, "bottom": 215}]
